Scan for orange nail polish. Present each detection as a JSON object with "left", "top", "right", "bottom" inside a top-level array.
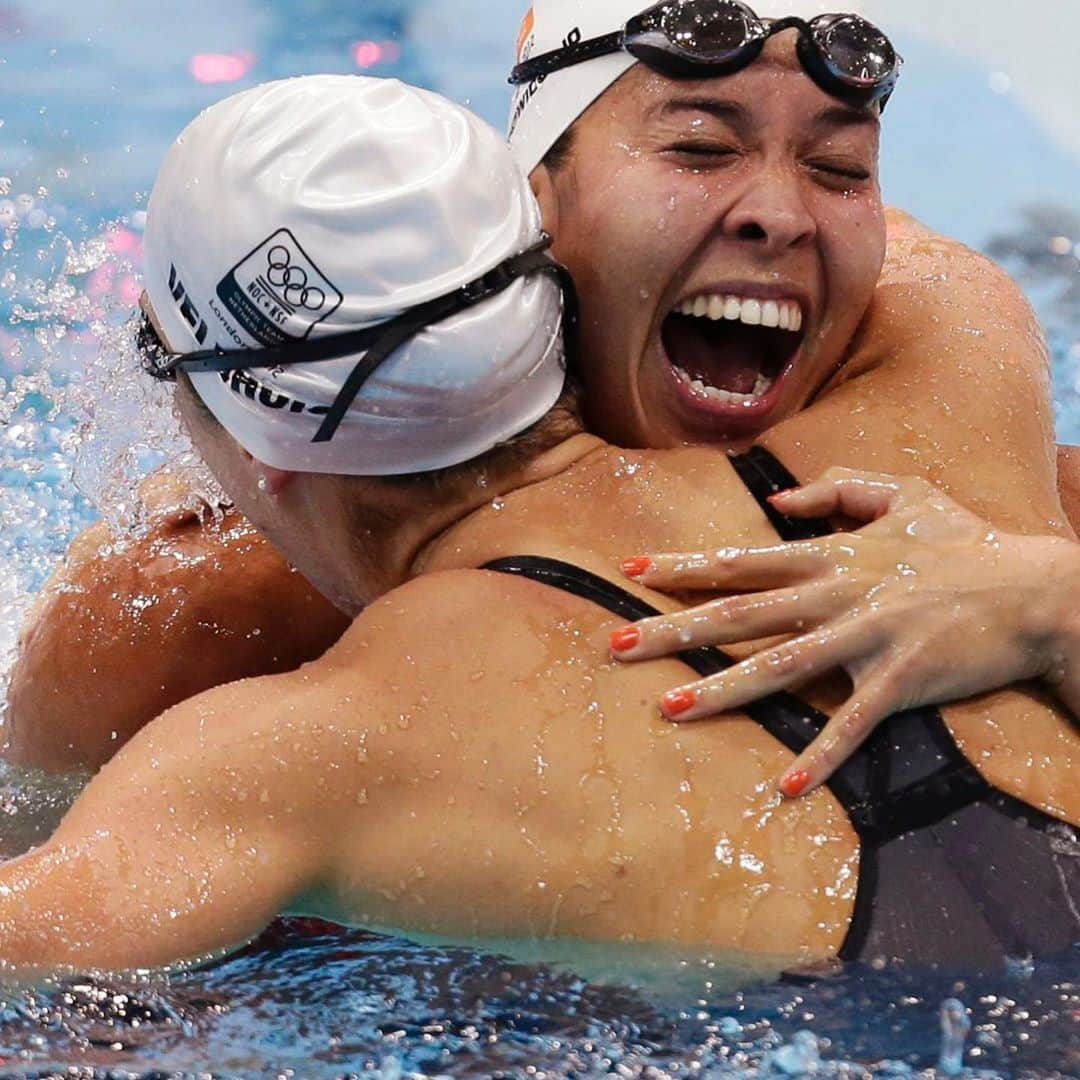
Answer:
[
  {"left": 610, "top": 627, "right": 641, "bottom": 653},
  {"left": 621, "top": 556, "right": 653, "bottom": 580},
  {"left": 781, "top": 770, "right": 811, "bottom": 798},
  {"left": 661, "top": 688, "right": 698, "bottom": 718}
]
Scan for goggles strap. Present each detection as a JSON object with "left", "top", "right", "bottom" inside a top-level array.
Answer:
[
  {"left": 514, "top": 30, "right": 625, "bottom": 83},
  {"left": 312, "top": 243, "right": 561, "bottom": 443},
  {"left": 510, "top": 2, "right": 898, "bottom": 107}
]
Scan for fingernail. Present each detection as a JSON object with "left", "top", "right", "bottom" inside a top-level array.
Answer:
[
  {"left": 610, "top": 627, "right": 641, "bottom": 654},
  {"left": 780, "top": 770, "right": 812, "bottom": 798},
  {"left": 661, "top": 688, "right": 698, "bottom": 719},
  {"left": 621, "top": 556, "right": 653, "bottom": 580},
  {"left": 767, "top": 488, "right": 799, "bottom": 504}
]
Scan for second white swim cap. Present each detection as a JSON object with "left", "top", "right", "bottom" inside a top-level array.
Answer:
[
  {"left": 509, "top": 0, "right": 861, "bottom": 173},
  {"left": 144, "top": 75, "right": 566, "bottom": 476}
]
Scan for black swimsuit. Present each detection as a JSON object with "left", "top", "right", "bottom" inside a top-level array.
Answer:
[{"left": 485, "top": 447, "right": 1080, "bottom": 966}]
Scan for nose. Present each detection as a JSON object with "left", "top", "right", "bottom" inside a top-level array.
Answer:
[{"left": 721, "top": 164, "right": 817, "bottom": 254}]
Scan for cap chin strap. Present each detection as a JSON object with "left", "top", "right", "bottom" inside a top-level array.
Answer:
[
  {"left": 142, "top": 237, "right": 575, "bottom": 445},
  {"left": 313, "top": 241, "right": 563, "bottom": 444}
]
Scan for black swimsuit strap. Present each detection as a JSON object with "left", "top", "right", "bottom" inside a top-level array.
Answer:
[
  {"left": 484, "top": 554, "right": 873, "bottom": 822},
  {"left": 483, "top": 448, "right": 1009, "bottom": 848},
  {"left": 726, "top": 448, "right": 997, "bottom": 841},
  {"left": 728, "top": 445, "right": 836, "bottom": 540},
  {"left": 485, "top": 447, "right": 1076, "bottom": 965}
]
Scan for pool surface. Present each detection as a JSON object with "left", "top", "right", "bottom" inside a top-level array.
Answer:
[{"left": 1, "top": 2, "right": 1079, "bottom": 1076}]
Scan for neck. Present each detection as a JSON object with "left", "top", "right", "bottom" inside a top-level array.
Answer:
[
  {"left": 321, "top": 433, "right": 606, "bottom": 612},
  {"left": 407, "top": 433, "right": 606, "bottom": 578}
]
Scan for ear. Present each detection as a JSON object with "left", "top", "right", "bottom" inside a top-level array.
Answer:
[
  {"left": 529, "top": 163, "right": 560, "bottom": 239},
  {"left": 257, "top": 464, "right": 296, "bottom": 496},
  {"left": 243, "top": 448, "right": 295, "bottom": 496}
]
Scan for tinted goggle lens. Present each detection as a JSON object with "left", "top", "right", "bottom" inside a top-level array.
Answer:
[
  {"left": 815, "top": 16, "right": 896, "bottom": 84},
  {"left": 655, "top": 0, "right": 757, "bottom": 60}
]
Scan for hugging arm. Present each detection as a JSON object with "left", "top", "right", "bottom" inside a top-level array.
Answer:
[
  {"left": 6, "top": 472, "right": 349, "bottom": 773},
  {"left": 614, "top": 467, "right": 1080, "bottom": 794},
  {"left": 615, "top": 221, "right": 1078, "bottom": 793},
  {"left": 0, "top": 666, "right": 348, "bottom": 975}
]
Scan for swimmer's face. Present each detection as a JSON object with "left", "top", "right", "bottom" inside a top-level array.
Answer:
[{"left": 536, "top": 34, "right": 886, "bottom": 448}]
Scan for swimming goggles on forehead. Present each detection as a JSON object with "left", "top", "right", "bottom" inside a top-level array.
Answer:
[
  {"left": 139, "top": 236, "right": 578, "bottom": 444},
  {"left": 509, "top": 0, "right": 901, "bottom": 112}
]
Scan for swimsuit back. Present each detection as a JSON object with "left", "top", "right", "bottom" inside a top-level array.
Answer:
[{"left": 484, "top": 448, "right": 1080, "bottom": 966}]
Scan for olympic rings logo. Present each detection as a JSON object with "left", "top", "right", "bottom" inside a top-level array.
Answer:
[{"left": 265, "top": 246, "right": 327, "bottom": 311}]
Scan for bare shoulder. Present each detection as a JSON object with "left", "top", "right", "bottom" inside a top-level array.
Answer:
[
  {"left": 327, "top": 568, "right": 582, "bottom": 685},
  {"left": 785, "top": 220, "right": 1065, "bottom": 534},
  {"left": 876, "top": 222, "right": 1045, "bottom": 364}
]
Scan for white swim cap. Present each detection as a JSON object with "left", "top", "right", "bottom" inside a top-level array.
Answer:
[
  {"left": 509, "top": 0, "right": 863, "bottom": 173},
  {"left": 144, "top": 75, "right": 566, "bottom": 476}
]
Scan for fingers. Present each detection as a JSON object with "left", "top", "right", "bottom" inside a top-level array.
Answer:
[
  {"left": 769, "top": 468, "right": 923, "bottom": 524},
  {"left": 610, "top": 584, "right": 849, "bottom": 661},
  {"left": 622, "top": 541, "right": 834, "bottom": 592},
  {"left": 651, "top": 622, "right": 868, "bottom": 723},
  {"left": 776, "top": 666, "right": 902, "bottom": 798}
]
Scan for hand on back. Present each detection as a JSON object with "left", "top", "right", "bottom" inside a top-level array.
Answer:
[{"left": 611, "top": 467, "right": 1080, "bottom": 796}]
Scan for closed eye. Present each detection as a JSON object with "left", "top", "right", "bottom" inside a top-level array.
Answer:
[
  {"left": 809, "top": 160, "right": 871, "bottom": 181},
  {"left": 665, "top": 142, "right": 739, "bottom": 165}
]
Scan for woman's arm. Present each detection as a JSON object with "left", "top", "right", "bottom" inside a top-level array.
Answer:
[
  {"left": 612, "top": 221, "right": 1080, "bottom": 801},
  {"left": 0, "top": 663, "right": 350, "bottom": 976},
  {"left": 6, "top": 484, "right": 349, "bottom": 773},
  {"left": 611, "top": 468, "right": 1080, "bottom": 797}
]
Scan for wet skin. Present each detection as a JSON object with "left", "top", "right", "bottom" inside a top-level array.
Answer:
[
  {"left": 0, "top": 49, "right": 1078, "bottom": 971},
  {"left": 6, "top": 39, "right": 1079, "bottom": 776},
  {"left": 0, "top": 410, "right": 1076, "bottom": 972},
  {"left": 536, "top": 46, "right": 885, "bottom": 449}
]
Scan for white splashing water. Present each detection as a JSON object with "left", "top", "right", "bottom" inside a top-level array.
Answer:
[{"left": 0, "top": 208, "right": 225, "bottom": 717}]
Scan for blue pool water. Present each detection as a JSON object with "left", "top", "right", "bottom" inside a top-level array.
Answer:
[{"left": 1, "top": 2, "right": 1079, "bottom": 1076}]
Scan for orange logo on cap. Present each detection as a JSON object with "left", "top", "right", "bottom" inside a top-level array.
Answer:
[{"left": 516, "top": 8, "right": 535, "bottom": 61}]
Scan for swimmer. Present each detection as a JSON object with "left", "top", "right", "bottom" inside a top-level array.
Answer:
[
  {"left": 8, "top": 1, "right": 1078, "bottom": 777},
  {"left": 507, "top": 0, "right": 1080, "bottom": 787},
  {"left": 0, "top": 75, "right": 1075, "bottom": 976}
]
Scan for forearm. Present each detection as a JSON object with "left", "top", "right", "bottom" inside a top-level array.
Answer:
[
  {"left": 7, "top": 508, "right": 349, "bottom": 772},
  {"left": 0, "top": 826, "right": 287, "bottom": 975},
  {"left": 0, "top": 676, "right": 336, "bottom": 975}
]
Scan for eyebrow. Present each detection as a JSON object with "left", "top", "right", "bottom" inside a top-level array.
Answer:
[
  {"left": 813, "top": 104, "right": 881, "bottom": 132},
  {"left": 656, "top": 98, "right": 752, "bottom": 136},
  {"left": 655, "top": 97, "right": 880, "bottom": 134}
]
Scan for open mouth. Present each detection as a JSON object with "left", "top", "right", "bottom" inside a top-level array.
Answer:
[{"left": 661, "top": 292, "right": 806, "bottom": 410}]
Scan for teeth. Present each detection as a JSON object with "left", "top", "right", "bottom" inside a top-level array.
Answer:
[
  {"left": 673, "top": 364, "right": 776, "bottom": 405},
  {"left": 676, "top": 293, "right": 803, "bottom": 333}
]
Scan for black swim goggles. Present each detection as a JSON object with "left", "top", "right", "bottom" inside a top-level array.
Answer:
[
  {"left": 139, "top": 236, "right": 578, "bottom": 444},
  {"left": 509, "top": 0, "right": 901, "bottom": 112}
]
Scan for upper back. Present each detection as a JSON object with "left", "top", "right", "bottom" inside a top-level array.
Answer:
[{"left": 314, "top": 565, "right": 859, "bottom": 953}]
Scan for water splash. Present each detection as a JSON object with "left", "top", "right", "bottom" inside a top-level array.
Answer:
[
  {"left": 938, "top": 997, "right": 971, "bottom": 1076},
  {"left": 0, "top": 211, "right": 224, "bottom": 757}
]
